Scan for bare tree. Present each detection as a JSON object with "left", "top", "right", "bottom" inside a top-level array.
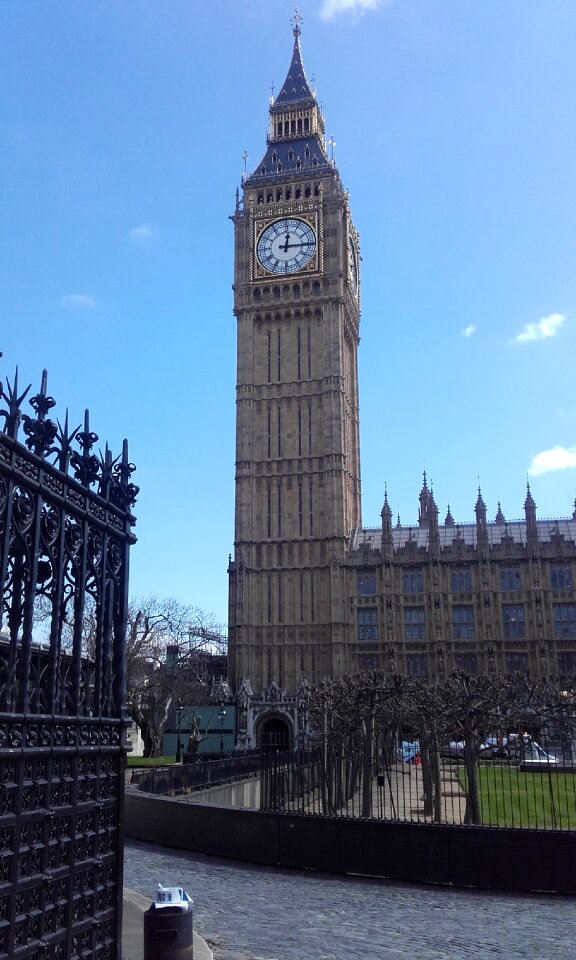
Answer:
[{"left": 124, "top": 596, "right": 227, "bottom": 757}]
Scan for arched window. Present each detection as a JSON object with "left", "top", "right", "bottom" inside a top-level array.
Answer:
[
  {"left": 276, "top": 189, "right": 282, "bottom": 202},
  {"left": 304, "top": 117, "right": 309, "bottom": 133},
  {"left": 288, "top": 149, "right": 294, "bottom": 161},
  {"left": 257, "top": 192, "right": 264, "bottom": 204},
  {"left": 304, "top": 185, "right": 311, "bottom": 198},
  {"left": 295, "top": 186, "right": 301, "bottom": 197},
  {"left": 285, "top": 187, "right": 291, "bottom": 200},
  {"left": 266, "top": 191, "right": 273, "bottom": 203},
  {"left": 297, "top": 118, "right": 302, "bottom": 133}
]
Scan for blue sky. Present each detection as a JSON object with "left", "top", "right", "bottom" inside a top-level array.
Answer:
[{"left": 1, "top": 0, "right": 575, "bottom": 628}]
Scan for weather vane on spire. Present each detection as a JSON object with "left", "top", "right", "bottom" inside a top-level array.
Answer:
[{"left": 291, "top": 8, "right": 302, "bottom": 39}]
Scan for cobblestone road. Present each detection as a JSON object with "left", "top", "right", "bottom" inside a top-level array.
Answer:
[{"left": 124, "top": 840, "right": 575, "bottom": 960}]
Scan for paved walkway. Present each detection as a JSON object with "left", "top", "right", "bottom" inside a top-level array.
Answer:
[{"left": 124, "top": 839, "right": 576, "bottom": 960}]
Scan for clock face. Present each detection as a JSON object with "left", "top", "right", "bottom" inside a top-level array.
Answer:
[
  {"left": 256, "top": 218, "right": 317, "bottom": 275},
  {"left": 348, "top": 237, "right": 358, "bottom": 295}
]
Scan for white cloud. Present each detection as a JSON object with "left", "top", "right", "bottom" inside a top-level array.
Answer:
[
  {"left": 61, "top": 293, "right": 96, "bottom": 308},
  {"left": 462, "top": 324, "right": 477, "bottom": 338},
  {"left": 129, "top": 222, "right": 154, "bottom": 243},
  {"left": 513, "top": 312, "right": 566, "bottom": 343},
  {"left": 528, "top": 445, "right": 576, "bottom": 476},
  {"left": 319, "top": 0, "right": 385, "bottom": 21}
]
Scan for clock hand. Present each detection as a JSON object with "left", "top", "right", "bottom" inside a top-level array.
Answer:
[{"left": 282, "top": 233, "right": 290, "bottom": 253}]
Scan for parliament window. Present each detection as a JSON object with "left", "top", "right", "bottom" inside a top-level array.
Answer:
[
  {"left": 452, "top": 605, "right": 475, "bottom": 640},
  {"left": 553, "top": 603, "right": 576, "bottom": 637},
  {"left": 357, "top": 607, "right": 378, "bottom": 643},
  {"left": 404, "top": 607, "right": 425, "bottom": 641},
  {"left": 558, "top": 652, "right": 576, "bottom": 677},
  {"left": 499, "top": 567, "right": 521, "bottom": 592},
  {"left": 450, "top": 569, "right": 472, "bottom": 593},
  {"left": 502, "top": 604, "right": 525, "bottom": 639},
  {"left": 455, "top": 653, "right": 478, "bottom": 675},
  {"left": 403, "top": 571, "right": 423, "bottom": 594},
  {"left": 357, "top": 572, "right": 376, "bottom": 595},
  {"left": 505, "top": 652, "right": 528, "bottom": 674},
  {"left": 358, "top": 653, "right": 379, "bottom": 672},
  {"left": 551, "top": 566, "right": 573, "bottom": 590},
  {"left": 406, "top": 654, "right": 428, "bottom": 677}
]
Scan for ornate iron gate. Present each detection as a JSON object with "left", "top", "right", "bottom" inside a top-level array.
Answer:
[{"left": 0, "top": 365, "right": 137, "bottom": 960}]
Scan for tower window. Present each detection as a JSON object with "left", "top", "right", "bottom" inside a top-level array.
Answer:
[
  {"left": 288, "top": 149, "right": 294, "bottom": 161},
  {"left": 272, "top": 152, "right": 278, "bottom": 163},
  {"left": 285, "top": 187, "right": 291, "bottom": 200},
  {"left": 260, "top": 167, "right": 266, "bottom": 175},
  {"left": 499, "top": 566, "right": 521, "bottom": 591},
  {"left": 553, "top": 603, "right": 576, "bottom": 637},
  {"left": 257, "top": 192, "right": 263, "bottom": 204},
  {"left": 314, "top": 183, "right": 320, "bottom": 195},
  {"left": 304, "top": 118, "right": 309, "bottom": 133},
  {"left": 276, "top": 189, "right": 282, "bottom": 202},
  {"left": 502, "top": 604, "right": 525, "bottom": 639},
  {"left": 404, "top": 607, "right": 425, "bottom": 640},
  {"left": 267, "top": 191, "right": 273, "bottom": 203},
  {"left": 297, "top": 118, "right": 302, "bottom": 134},
  {"left": 357, "top": 607, "right": 378, "bottom": 643},
  {"left": 452, "top": 605, "right": 475, "bottom": 640},
  {"left": 357, "top": 572, "right": 376, "bottom": 595},
  {"left": 305, "top": 185, "right": 311, "bottom": 198},
  {"left": 304, "top": 147, "right": 310, "bottom": 158},
  {"left": 295, "top": 185, "right": 301, "bottom": 196},
  {"left": 551, "top": 565, "right": 573, "bottom": 589}
]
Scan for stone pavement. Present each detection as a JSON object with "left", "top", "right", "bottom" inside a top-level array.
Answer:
[
  {"left": 122, "top": 887, "right": 213, "bottom": 960},
  {"left": 124, "top": 839, "right": 576, "bottom": 960}
]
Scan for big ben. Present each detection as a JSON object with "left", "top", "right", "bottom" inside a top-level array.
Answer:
[{"left": 228, "top": 15, "right": 361, "bottom": 744}]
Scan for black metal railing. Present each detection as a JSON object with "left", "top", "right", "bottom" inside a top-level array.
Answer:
[
  {"left": 0, "top": 364, "right": 137, "bottom": 960},
  {"left": 134, "top": 749, "right": 299, "bottom": 795},
  {"left": 259, "top": 741, "right": 576, "bottom": 831}
]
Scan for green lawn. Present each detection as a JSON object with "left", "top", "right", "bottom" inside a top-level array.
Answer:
[
  {"left": 127, "top": 755, "right": 175, "bottom": 767},
  {"left": 460, "top": 764, "right": 576, "bottom": 829}
]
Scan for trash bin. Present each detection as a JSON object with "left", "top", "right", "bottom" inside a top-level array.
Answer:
[{"left": 143, "top": 903, "right": 193, "bottom": 960}]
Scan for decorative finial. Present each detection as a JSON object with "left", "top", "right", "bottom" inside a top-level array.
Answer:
[
  {"left": 291, "top": 8, "right": 302, "bottom": 39},
  {"left": 242, "top": 151, "right": 248, "bottom": 173},
  {"left": 329, "top": 135, "right": 336, "bottom": 162}
]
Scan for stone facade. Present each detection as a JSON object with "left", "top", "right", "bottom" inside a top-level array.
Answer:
[{"left": 227, "top": 20, "right": 576, "bottom": 748}]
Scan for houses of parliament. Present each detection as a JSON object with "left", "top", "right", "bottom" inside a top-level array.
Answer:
[{"left": 226, "top": 16, "right": 576, "bottom": 748}]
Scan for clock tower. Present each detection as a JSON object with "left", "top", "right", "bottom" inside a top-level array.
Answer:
[{"left": 228, "top": 15, "right": 361, "bottom": 744}]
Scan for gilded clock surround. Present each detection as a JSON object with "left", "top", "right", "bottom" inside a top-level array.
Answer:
[{"left": 254, "top": 212, "right": 319, "bottom": 279}]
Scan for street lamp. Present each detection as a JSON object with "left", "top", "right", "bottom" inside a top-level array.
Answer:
[
  {"left": 175, "top": 704, "right": 183, "bottom": 763},
  {"left": 218, "top": 701, "right": 226, "bottom": 754}
]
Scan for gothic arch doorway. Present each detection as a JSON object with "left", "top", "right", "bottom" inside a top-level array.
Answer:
[{"left": 257, "top": 714, "right": 292, "bottom": 750}]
